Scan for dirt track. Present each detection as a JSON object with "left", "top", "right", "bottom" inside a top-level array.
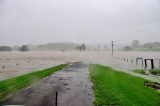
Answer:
[{"left": 1, "top": 62, "right": 94, "bottom": 106}]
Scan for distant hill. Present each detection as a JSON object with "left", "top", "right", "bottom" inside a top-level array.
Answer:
[
  {"left": 141, "top": 42, "right": 160, "bottom": 51},
  {"left": 9, "top": 42, "right": 112, "bottom": 51},
  {"left": 26, "top": 43, "right": 111, "bottom": 51},
  {"left": 35, "top": 42, "right": 78, "bottom": 51},
  {"left": 123, "top": 41, "right": 160, "bottom": 51}
]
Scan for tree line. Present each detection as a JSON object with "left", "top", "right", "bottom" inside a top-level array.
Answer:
[
  {"left": 0, "top": 45, "right": 29, "bottom": 51},
  {"left": 124, "top": 40, "right": 160, "bottom": 51}
]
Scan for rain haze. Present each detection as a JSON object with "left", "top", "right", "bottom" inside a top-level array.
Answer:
[
  {"left": 0, "top": 0, "right": 160, "bottom": 45},
  {"left": 1, "top": 1, "right": 160, "bottom": 106}
]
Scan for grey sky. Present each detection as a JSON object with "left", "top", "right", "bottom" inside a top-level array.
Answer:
[{"left": 0, "top": 0, "right": 160, "bottom": 46}]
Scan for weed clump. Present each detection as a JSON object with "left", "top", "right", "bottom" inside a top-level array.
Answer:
[
  {"left": 133, "top": 69, "right": 146, "bottom": 74},
  {"left": 150, "top": 70, "right": 160, "bottom": 75}
]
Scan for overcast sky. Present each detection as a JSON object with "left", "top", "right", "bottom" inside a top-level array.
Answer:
[{"left": 0, "top": 0, "right": 160, "bottom": 46}]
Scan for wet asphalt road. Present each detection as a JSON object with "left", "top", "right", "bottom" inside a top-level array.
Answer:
[{"left": 1, "top": 62, "right": 93, "bottom": 106}]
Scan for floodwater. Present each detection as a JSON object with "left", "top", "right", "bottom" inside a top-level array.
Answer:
[{"left": 0, "top": 51, "right": 160, "bottom": 81}]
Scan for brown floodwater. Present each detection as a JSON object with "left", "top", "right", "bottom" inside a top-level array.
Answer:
[{"left": 0, "top": 51, "right": 160, "bottom": 81}]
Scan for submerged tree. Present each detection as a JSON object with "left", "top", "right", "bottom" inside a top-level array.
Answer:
[
  {"left": 75, "top": 43, "right": 86, "bottom": 51},
  {"left": 80, "top": 43, "right": 86, "bottom": 51},
  {"left": 0, "top": 46, "right": 12, "bottom": 51},
  {"left": 19, "top": 45, "right": 29, "bottom": 51}
]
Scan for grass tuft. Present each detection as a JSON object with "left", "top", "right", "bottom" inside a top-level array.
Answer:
[{"left": 133, "top": 69, "right": 146, "bottom": 74}]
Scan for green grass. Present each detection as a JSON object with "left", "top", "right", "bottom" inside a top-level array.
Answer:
[
  {"left": 89, "top": 64, "right": 160, "bottom": 106},
  {"left": 133, "top": 69, "right": 145, "bottom": 74},
  {"left": 157, "top": 90, "right": 160, "bottom": 95},
  {"left": 0, "top": 64, "right": 68, "bottom": 102}
]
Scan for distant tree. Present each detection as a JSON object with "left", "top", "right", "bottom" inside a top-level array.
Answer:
[
  {"left": 143, "top": 42, "right": 160, "bottom": 50},
  {"left": 124, "top": 46, "right": 133, "bottom": 51},
  {"left": 80, "top": 43, "right": 86, "bottom": 51},
  {"left": 75, "top": 43, "right": 86, "bottom": 51},
  {"left": 19, "top": 45, "right": 29, "bottom": 51},
  {"left": 0, "top": 46, "right": 12, "bottom": 51},
  {"left": 132, "top": 40, "right": 140, "bottom": 48}
]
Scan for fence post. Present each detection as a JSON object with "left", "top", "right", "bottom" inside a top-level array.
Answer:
[
  {"left": 144, "top": 59, "right": 147, "bottom": 69},
  {"left": 55, "top": 92, "right": 58, "bottom": 106},
  {"left": 136, "top": 59, "right": 138, "bottom": 65},
  {"left": 142, "top": 60, "right": 144, "bottom": 67},
  {"left": 131, "top": 59, "right": 133, "bottom": 63},
  {"left": 151, "top": 59, "right": 154, "bottom": 70}
]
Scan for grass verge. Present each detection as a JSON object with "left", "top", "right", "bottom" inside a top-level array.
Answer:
[
  {"left": 89, "top": 64, "right": 160, "bottom": 106},
  {"left": 0, "top": 64, "right": 68, "bottom": 102}
]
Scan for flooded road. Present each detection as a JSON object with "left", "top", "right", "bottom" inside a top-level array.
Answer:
[{"left": 1, "top": 62, "right": 94, "bottom": 106}]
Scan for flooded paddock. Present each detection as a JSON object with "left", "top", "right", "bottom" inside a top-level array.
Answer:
[{"left": 0, "top": 51, "right": 160, "bottom": 81}]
